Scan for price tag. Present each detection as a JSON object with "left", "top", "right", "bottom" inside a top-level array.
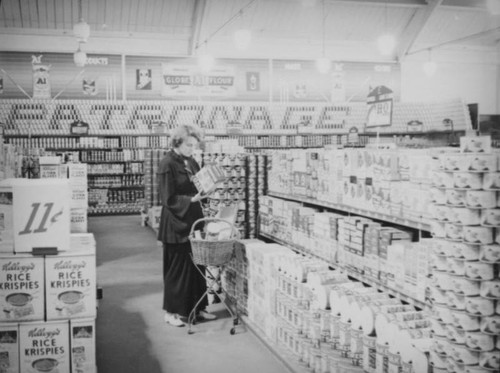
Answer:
[
  {"left": 12, "top": 179, "right": 70, "bottom": 253},
  {"left": 70, "top": 120, "right": 89, "bottom": 135}
]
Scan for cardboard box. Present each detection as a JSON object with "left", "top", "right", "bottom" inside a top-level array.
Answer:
[
  {"left": 68, "top": 164, "right": 88, "bottom": 186},
  {"left": 45, "top": 254, "right": 96, "bottom": 320},
  {"left": 19, "top": 321, "right": 70, "bottom": 373},
  {"left": 0, "top": 323, "right": 19, "bottom": 373},
  {"left": 70, "top": 234, "right": 96, "bottom": 255},
  {"left": 192, "top": 163, "right": 226, "bottom": 194},
  {"left": 70, "top": 185, "right": 88, "bottom": 209},
  {"left": 70, "top": 208, "right": 88, "bottom": 234},
  {"left": 0, "top": 255, "right": 45, "bottom": 322},
  {"left": 70, "top": 318, "right": 97, "bottom": 373},
  {"left": 0, "top": 185, "right": 14, "bottom": 253}
]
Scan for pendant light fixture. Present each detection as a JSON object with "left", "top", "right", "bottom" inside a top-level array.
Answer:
[
  {"left": 377, "top": 0, "right": 396, "bottom": 56},
  {"left": 73, "top": 43, "right": 87, "bottom": 67},
  {"left": 316, "top": 0, "right": 331, "bottom": 74},
  {"left": 233, "top": 8, "right": 252, "bottom": 51},
  {"left": 73, "top": 0, "right": 90, "bottom": 43},
  {"left": 422, "top": 48, "right": 438, "bottom": 76}
]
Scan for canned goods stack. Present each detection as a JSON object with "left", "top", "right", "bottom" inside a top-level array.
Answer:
[
  {"left": 202, "top": 152, "right": 249, "bottom": 238},
  {"left": 429, "top": 136, "right": 500, "bottom": 373}
]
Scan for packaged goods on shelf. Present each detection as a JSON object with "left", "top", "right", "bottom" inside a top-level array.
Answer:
[
  {"left": 429, "top": 136, "right": 500, "bottom": 373},
  {"left": 39, "top": 156, "right": 63, "bottom": 179}
]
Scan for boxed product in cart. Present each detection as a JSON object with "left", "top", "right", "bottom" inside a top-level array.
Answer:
[
  {"left": 19, "top": 320, "right": 70, "bottom": 373},
  {"left": 70, "top": 318, "right": 97, "bottom": 373},
  {"left": 0, "top": 323, "right": 19, "bottom": 373},
  {"left": 45, "top": 253, "right": 96, "bottom": 320},
  {"left": 0, "top": 255, "right": 44, "bottom": 322}
]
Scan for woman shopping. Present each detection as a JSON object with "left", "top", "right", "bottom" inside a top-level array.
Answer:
[{"left": 157, "top": 124, "right": 216, "bottom": 327}]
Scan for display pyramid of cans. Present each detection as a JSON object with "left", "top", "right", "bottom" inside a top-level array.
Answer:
[{"left": 429, "top": 136, "right": 500, "bottom": 373}]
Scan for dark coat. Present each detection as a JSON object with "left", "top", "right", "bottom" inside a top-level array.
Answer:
[{"left": 157, "top": 150, "right": 204, "bottom": 243}]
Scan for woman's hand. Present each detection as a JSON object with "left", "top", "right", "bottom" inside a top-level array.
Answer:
[{"left": 191, "top": 186, "right": 216, "bottom": 202}]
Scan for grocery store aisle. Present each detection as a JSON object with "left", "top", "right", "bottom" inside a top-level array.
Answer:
[{"left": 89, "top": 215, "right": 290, "bottom": 373}]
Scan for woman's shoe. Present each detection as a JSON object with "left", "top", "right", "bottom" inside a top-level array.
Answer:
[
  {"left": 164, "top": 312, "right": 185, "bottom": 327},
  {"left": 197, "top": 310, "right": 217, "bottom": 321}
]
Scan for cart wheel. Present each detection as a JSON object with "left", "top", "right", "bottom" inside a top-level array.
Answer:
[
  {"left": 230, "top": 328, "right": 235, "bottom": 335},
  {"left": 233, "top": 318, "right": 239, "bottom": 326},
  {"left": 188, "top": 330, "right": 194, "bottom": 335}
]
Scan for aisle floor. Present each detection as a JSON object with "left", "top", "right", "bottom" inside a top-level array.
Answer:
[{"left": 90, "top": 215, "right": 290, "bottom": 373}]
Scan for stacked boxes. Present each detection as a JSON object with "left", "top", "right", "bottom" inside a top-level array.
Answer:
[
  {"left": 0, "top": 179, "right": 97, "bottom": 373},
  {"left": 246, "top": 241, "right": 292, "bottom": 341}
]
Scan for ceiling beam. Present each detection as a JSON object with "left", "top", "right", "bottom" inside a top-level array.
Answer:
[
  {"left": 396, "top": 0, "right": 443, "bottom": 61},
  {"left": 327, "top": 0, "right": 487, "bottom": 9},
  {"left": 188, "top": 0, "right": 208, "bottom": 56}
]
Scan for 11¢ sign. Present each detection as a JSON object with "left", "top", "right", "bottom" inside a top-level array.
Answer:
[{"left": 12, "top": 179, "right": 70, "bottom": 253}]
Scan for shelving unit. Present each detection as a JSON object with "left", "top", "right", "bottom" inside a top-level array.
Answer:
[
  {"left": 267, "top": 191, "right": 431, "bottom": 232},
  {"left": 259, "top": 232, "right": 428, "bottom": 309}
]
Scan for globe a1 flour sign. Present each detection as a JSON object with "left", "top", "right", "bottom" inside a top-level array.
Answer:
[{"left": 11, "top": 179, "right": 70, "bottom": 253}]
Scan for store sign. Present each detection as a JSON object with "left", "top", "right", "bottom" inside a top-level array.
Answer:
[
  {"left": 366, "top": 85, "right": 393, "bottom": 128},
  {"left": 12, "top": 179, "right": 70, "bottom": 253},
  {"left": 32, "top": 64, "right": 51, "bottom": 100},
  {"left": 161, "top": 64, "right": 236, "bottom": 97}
]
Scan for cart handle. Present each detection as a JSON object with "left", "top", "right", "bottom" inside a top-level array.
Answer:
[{"left": 189, "top": 217, "right": 240, "bottom": 240}]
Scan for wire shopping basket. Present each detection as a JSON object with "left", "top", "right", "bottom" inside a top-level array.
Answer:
[{"left": 188, "top": 218, "right": 240, "bottom": 266}]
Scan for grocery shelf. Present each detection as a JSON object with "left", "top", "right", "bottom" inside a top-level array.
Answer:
[
  {"left": 267, "top": 191, "right": 431, "bottom": 232},
  {"left": 241, "top": 316, "right": 311, "bottom": 373},
  {"left": 87, "top": 173, "right": 144, "bottom": 176},
  {"left": 84, "top": 160, "right": 145, "bottom": 164},
  {"left": 259, "top": 232, "right": 429, "bottom": 310},
  {"left": 89, "top": 185, "right": 145, "bottom": 189}
]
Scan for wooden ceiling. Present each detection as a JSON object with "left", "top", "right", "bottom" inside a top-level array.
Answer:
[{"left": 0, "top": 0, "right": 499, "bottom": 60}]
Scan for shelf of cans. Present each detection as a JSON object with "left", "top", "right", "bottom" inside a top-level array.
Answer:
[
  {"left": 0, "top": 98, "right": 471, "bottom": 136},
  {"left": 238, "top": 239, "right": 432, "bottom": 373},
  {"left": 0, "top": 177, "right": 97, "bottom": 373},
  {"left": 427, "top": 137, "right": 500, "bottom": 373}
]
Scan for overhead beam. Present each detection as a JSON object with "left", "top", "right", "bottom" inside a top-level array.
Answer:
[
  {"left": 396, "top": 0, "right": 443, "bottom": 61},
  {"left": 188, "top": 0, "right": 208, "bottom": 56},
  {"left": 327, "top": 0, "right": 487, "bottom": 9}
]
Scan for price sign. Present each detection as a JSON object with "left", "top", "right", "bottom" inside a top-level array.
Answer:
[
  {"left": 366, "top": 85, "right": 393, "bottom": 128},
  {"left": 12, "top": 179, "right": 70, "bottom": 253},
  {"left": 70, "top": 120, "right": 89, "bottom": 135}
]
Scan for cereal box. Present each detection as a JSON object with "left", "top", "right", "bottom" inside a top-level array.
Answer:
[
  {"left": 70, "top": 208, "right": 88, "bottom": 234},
  {"left": 68, "top": 164, "right": 88, "bottom": 186},
  {"left": 45, "top": 254, "right": 96, "bottom": 320},
  {"left": 70, "top": 318, "right": 97, "bottom": 373},
  {"left": 0, "top": 255, "right": 44, "bottom": 322},
  {"left": 0, "top": 184, "right": 13, "bottom": 253},
  {"left": 69, "top": 234, "right": 96, "bottom": 255},
  {"left": 19, "top": 321, "right": 70, "bottom": 373},
  {"left": 0, "top": 323, "right": 19, "bottom": 373}
]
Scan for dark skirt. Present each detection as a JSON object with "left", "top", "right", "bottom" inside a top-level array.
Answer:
[{"left": 162, "top": 242, "right": 208, "bottom": 317}]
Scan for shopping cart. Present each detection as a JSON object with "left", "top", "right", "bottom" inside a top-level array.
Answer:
[{"left": 187, "top": 217, "right": 240, "bottom": 335}]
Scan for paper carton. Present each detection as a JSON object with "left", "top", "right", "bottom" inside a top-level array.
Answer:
[
  {"left": 45, "top": 254, "right": 96, "bottom": 320},
  {"left": 0, "top": 323, "right": 19, "bottom": 373},
  {"left": 19, "top": 321, "right": 70, "bottom": 373},
  {"left": 0, "top": 255, "right": 45, "bottom": 322},
  {"left": 0, "top": 185, "right": 14, "bottom": 253},
  {"left": 70, "top": 318, "right": 97, "bottom": 373}
]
